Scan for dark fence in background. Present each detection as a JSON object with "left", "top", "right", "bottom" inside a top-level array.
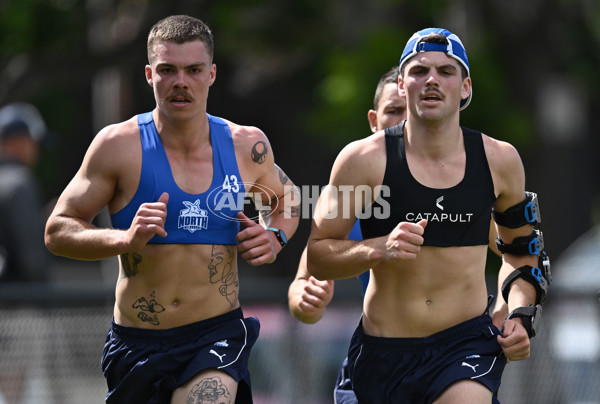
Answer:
[{"left": 0, "top": 261, "right": 598, "bottom": 403}]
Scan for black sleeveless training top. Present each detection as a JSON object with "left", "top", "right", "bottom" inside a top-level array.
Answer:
[{"left": 360, "top": 122, "right": 496, "bottom": 247}]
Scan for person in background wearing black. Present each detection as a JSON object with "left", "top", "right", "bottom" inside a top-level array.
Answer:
[{"left": 0, "top": 102, "right": 51, "bottom": 283}]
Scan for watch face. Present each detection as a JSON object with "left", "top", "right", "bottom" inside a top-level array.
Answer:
[{"left": 267, "top": 228, "right": 287, "bottom": 247}]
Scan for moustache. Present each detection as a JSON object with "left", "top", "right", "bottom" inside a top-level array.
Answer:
[
  {"left": 167, "top": 92, "right": 194, "bottom": 102},
  {"left": 420, "top": 88, "right": 444, "bottom": 100}
]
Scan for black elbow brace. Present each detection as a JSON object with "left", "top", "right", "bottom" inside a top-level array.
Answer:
[
  {"left": 501, "top": 265, "right": 550, "bottom": 305},
  {"left": 492, "top": 191, "right": 540, "bottom": 228},
  {"left": 496, "top": 229, "right": 544, "bottom": 255},
  {"left": 495, "top": 191, "right": 552, "bottom": 306}
]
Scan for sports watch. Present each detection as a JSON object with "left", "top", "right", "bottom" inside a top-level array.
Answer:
[
  {"left": 266, "top": 227, "right": 288, "bottom": 249},
  {"left": 506, "top": 304, "right": 542, "bottom": 339}
]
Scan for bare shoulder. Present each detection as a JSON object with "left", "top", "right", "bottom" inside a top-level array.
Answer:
[
  {"left": 224, "top": 119, "right": 270, "bottom": 153},
  {"left": 53, "top": 116, "right": 142, "bottom": 220},
  {"left": 80, "top": 116, "right": 141, "bottom": 181},
  {"left": 220, "top": 118, "right": 276, "bottom": 186},
  {"left": 331, "top": 130, "right": 387, "bottom": 187},
  {"left": 340, "top": 130, "right": 386, "bottom": 157},
  {"left": 481, "top": 134, "right": 523, "bottom": 172},
  {"left": 224, "top": 119, "right": 271, "bottom": 161},
  {"left": 90, "top": 116, "right": 140, "bottom": 153},
  {"left": 481, "top": 133, "right": 526, "bottom": 208}
]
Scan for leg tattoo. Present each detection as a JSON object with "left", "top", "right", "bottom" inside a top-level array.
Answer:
[{"left": 186, "top": 376, "right": 232, "bottom": 404}]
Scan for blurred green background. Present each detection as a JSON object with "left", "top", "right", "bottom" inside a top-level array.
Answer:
[
  {"left": 2, "top": 0, "right": 599, "bottom": 280},
  {"left": 2, "top": 1, "right": 600, "bottom": 403}
]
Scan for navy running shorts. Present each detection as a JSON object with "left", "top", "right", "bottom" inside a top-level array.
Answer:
[
  {"left": 101, "top": 308, "right": 260, "bottom": 404},
  {"left": 347, "top": 313, "right": 506, "bottom": 404},
  {"left": 334, "top": 357, "right": 358, "bottom": 404}
]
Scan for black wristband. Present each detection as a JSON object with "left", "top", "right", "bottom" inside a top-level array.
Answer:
[
  {"left": 506, "top": 304, "right": 542, "bottom": 338},
  {"left": 266, "top": 227, "right": 287, "bottom": 248}
]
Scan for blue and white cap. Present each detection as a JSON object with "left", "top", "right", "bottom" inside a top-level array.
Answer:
[{"left": 399, "top": 28, "right": 472, "bottom": 110}]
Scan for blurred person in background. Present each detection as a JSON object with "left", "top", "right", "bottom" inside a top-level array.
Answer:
[{"left": 0, "top": 102, "right": 51, "bottom": 283}]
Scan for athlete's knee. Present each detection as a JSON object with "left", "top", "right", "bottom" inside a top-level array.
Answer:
[{"left": 433, "top": 380, "right": 492, "bottom": 404}]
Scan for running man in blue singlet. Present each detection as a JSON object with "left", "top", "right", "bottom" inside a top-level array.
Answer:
[
  {"left": 45, "top": 15, "right": 299, "bottom": 404},
  {"left": 307, "top": 28, "right": 544, "bottom": 403}
]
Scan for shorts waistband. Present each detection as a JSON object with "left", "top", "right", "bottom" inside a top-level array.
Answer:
[
  {"left": 359, "top": 313, "right": 495, "bottom": 351},
  {"left": 111, "top": 307, "right": 244, "bottom": 342}
]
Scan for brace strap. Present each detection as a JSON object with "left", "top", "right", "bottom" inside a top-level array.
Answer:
[
  {"left": 507, "top": 304, "right": 542, "bottom": 339},
  {"left": 538, "top": 250, "right": 552, "bottom": 284},
  {"left": 493, "top": 192, "right": 541, "bottom": 228},
  {"left": 501, "top": 265, "right": 549, "bottom": 305},
  {"left": 496, "top": 230, "right": 544, "bottom": 256}
]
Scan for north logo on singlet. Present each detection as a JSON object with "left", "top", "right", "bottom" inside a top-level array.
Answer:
[{"left": 178, "top": 199, "right": 208, "bottom": 233}]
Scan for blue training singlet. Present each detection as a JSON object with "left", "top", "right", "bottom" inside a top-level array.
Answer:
[{"left": 110, "top": 112, "right": 245, "bottom": 245}]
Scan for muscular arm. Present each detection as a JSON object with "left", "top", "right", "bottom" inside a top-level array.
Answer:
[
  {"left": 45, "top": 121, "right": 167, "bottom": 261},
  {"left": 307, "top": 140, "right": 382, "bottom": 280},
  {"left": 307, "top": 136, "right": 426, "bottom": 280},
  {"left": 489, "top": 141, "right": 538, "bottom": 311},
  {"left": 288, "top": 247, "right": 334, "bottom": 323},
  {"left": 259, "top": 163, "right": 300, "bottom": 240},
  {"left": 486, "top": 136, "right": 538, "bottom": 360},
  {"left": 234, "top": 126, "right": 300, "bottom": 266}
]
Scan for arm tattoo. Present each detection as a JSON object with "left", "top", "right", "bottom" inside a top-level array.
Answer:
[
  {"left": 271, "top": 206, "right": 300, "bottom": 219},
  {"left": 208, "top": 245, "right": 239, "bottom": 308},
  {"left": 251, "top": 141, "right": 268, "bottom": 164},
  {"left": 121, "top": 253, "right": 142, "bottom": 278},
  {"left": 274, "top": 163, "right": 289, "bottom": 184},
  {"left": 132, "top": 291, "right": 165, "bottom": 326},
  {"left": 281, "top": 205, "right": 300, "bottom": 218},
  {"left": 186, "top": 376, "right": 232, "bottom": 404},
  {"left": 261, "top": 184, "right": 300, "bottom": 220}
]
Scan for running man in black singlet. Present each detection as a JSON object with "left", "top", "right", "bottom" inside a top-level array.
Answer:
[{"left": 307, "top": 28, "right": 542, "bottom": 404}]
